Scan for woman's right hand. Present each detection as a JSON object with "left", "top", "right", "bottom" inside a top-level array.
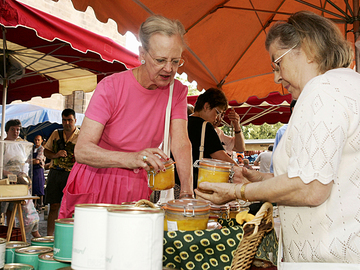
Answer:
[
  {"left": 233, "top": 166, "right": 272, "bottom": 183},
  {"left": 127, "top": 148, "right": 169, "bottom": 172}
]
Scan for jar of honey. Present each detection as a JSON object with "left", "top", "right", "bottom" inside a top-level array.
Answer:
[
  {"left": 148, "top": 158, "right": 175, "bottom": 191},
  {"left": 228, "top": 200, "right": 251, "bottom": 219},
  {"left": 193, "top": 158, "right": 234, "bottom": 185},
  {"left": 209, "top": 203, "right": 230, "bottom": 222},
  {"left": 163, "top": 199, "right": 210, "bottom": 231}
]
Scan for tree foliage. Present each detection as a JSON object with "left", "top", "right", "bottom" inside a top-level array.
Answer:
[{"left": 221, "top": 122, "right": 283, "bottom": 139}]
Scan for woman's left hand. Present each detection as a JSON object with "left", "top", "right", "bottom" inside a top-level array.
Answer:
[
  {"left": 195, "top": 182, "right": 236, "bottom": 205},
  {"left": 128, "top": 148, "right": 168, "bottom": 172}
]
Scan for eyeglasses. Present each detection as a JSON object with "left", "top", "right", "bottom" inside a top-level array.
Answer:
[
  {"left": 147, "top": 51, "right": 185, "bottom": 68},
  {"left": 271, "top": 43, "right": 298, "bottom": 72},
  {"left": 215, "top": 108, "right": 225, "bottom": 119}
]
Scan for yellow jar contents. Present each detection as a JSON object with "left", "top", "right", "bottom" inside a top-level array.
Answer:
[
  {"left": 194, "top": 159, "right": 233, "bottom": 185},
  {"left": 209, "top": 204, "right": 229, "bottom": 221},
  {"left": 198, "top": 166, "right": 230, "bottom": 184},
  {"left": 148, "top": 164, "right": 175, "bottom": 191},
  {"left": 164, "top": 211, "right": 209, "bottom": 231},
  {"left": 163, "top": 199, "right": 210, "bottom": 231}
]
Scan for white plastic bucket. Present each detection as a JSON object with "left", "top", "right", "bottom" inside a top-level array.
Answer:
[
  {"left": 71, "top": 204, "right": 121, "bottom": 270},
  {"left": 106, "top": 207, "right": 164, "bottom": 270}
]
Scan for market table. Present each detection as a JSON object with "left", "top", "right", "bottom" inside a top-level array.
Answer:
[{"left": 0, "top": 195, "right": 39, "bottom": 242}]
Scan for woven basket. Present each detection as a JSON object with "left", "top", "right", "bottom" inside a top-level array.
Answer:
[{"left": 231, "top": 202, "right": 274, "bottom": 270}]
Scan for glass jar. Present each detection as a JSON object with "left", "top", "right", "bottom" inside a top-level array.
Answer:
[
  {"left": 209, "top": 203, "right": 230, "bottom": 221},
  {"left": 193, "top": 158, "right": 234, "bottom": 185},
  {"left": 163, "top": 199, "right": 210, "bottom": 231},
  {"left": 229, "top": 200, "right": 251, "bottom": 219},
  {"left": 148, "top": 158, "right": 175, "bottom": 191}
]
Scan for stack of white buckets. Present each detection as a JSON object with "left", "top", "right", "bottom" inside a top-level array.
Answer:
[{"left": 70, "top": 203, "right": 164, "bottom": 270}]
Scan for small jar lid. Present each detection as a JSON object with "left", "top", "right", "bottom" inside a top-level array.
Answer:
[
  {"left": 31, "top": 236, "right": 54, "bottom": 243},
  {"left": 195, "top": 158, "right": 233, "bottom": 169},
  {"left": 15, "top": 246, "right": 53, "bottom": 254},
  {"left": 38, "top": 252, "right": 55, "bottom": 261},
  {"left": 55, "top": 218, "right": 74, "bottom": 225},
  {"left": 6, "top": 241, "right": 30, "bottom": 249},
  {"left": 164, "top": 199, "right": 210, "bottom": 213},
  {"left": 210, "top": 203, "right": 230, "bottom": 211}
]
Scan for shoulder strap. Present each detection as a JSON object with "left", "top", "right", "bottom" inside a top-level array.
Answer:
[
  {"left": 163, "top": 82, "right": 174, "bottom": 156},
  {"left": 58, "top": 129, "right": 64, "bottom": 142},
  {"left": 199, "top": 121, "right": 208, "bottom": 160}
]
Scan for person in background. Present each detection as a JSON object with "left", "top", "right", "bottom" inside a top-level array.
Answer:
[
  {"left": 236, "top": 154, "right": 243, "bottom": 165},
  {"left": 179, "top": 88, "right": 238, "bottom": 192},
  {"left": 32, "top": 135, "right": 46, "bottom": 211},
  {"left": 196, "top": 11, "right": 360, "bottom": 268},
  {"left": 270, "top": 100, "right": 296, "bottom": 173},
  {"left": 58, "top": 15, "right": 193, "bottom": 219},
  {"left": 253, "top": 145, "right": 273, "bottom": 173},
  {"left": 187, "top": 104, "right": 194, "bottom": 116},
  {"left": 214, "top": 108, "right": 245, "bottom": 157},
  {"left": 44, "top": 109, "right": 79, "bottom": 236},
  {"left": 242, "top": 159, "right": 253, "bottom": 170},
  {"left": 1, "top": 119, "right": 28, "bottom": 225}
]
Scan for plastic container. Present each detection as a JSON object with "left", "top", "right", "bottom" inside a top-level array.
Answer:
[
  {"left": 38, "top": 252, "right": 70, "bottom": 270},
  {"left": 106, "top": 206, "right": 164, "bottom": 270},
  {"left": 14, "top": 246, "right": 52, "bottom": 270},
  {"left": 54, "top": 218, "right": 74, "bottom": 262},
  {"left": 209, "top": 203, "right": 230, "bottom": 221},
  {"left": 4, "top": 263, "right": 34, "bottom": 269},
  {"left": 193, "top": 158, "right": 234, "bottom": 184},
  {"left": 5, "top": 242, "right": 30, "bottom": 264},
  {"left": 31, "top": 236, "right": 54, "bottom": 248},
  {"left": 148, "top": 158, "right": 175, "bottom": 191},
  {"left": 163, "top": 199, "right": 210, "bottom": 231}
]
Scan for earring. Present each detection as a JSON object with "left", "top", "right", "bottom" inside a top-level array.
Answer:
[{"left": 141, "top": 60, "right": 145, "bottom": 64}]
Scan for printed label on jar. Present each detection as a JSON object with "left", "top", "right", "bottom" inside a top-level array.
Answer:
[{"left": 167, "top": 221, "right": 178, "bottom": 232}]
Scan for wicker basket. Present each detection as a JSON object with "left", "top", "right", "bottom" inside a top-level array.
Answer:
[{"left": 231, "top": 202, "right": 274, "bottom": 270}]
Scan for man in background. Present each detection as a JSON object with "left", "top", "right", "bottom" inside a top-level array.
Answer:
[
  {"left": 254, "top": 144, "right": 273, "bottom": 173},
  {"left": 44, "top": 109, "right": 79, "bottom": 235}
]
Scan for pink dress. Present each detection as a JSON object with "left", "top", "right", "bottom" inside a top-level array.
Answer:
[{"left": 59, "top": 70, "right": 188, "bottom": 218}]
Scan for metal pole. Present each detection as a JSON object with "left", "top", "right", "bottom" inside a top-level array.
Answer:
[
  {"left": 1, "top": 26, "right": 8, "bottom": 180},
  {"left": 354, "top": 0, "right": 360, "bottom": 73}
]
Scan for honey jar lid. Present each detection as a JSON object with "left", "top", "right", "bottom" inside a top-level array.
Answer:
[
  {"left": 194, "top": 158, "right": 233, "bottom": 169},
  {"left": 31, "top": 236, "right": 54, "bottom": 243},
  {"left": 164, "top": 198, "right": 210, "bottom": 212},
  {"left": 6, "top": 241, "right": 30, "bottom": 249}
]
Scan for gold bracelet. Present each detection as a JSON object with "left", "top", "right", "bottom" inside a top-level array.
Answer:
[
  {"left": 240, "top": 183, "right": 250, "bottom": 202},
  {"left": 233, "top": 184, "right": 239, "bottom": 200}
]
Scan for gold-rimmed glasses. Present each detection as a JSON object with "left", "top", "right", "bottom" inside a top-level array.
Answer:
[
  {"left": 147, "top": 51, "right": 185, "bottom": 68},
  {"left": 271, "top": 43, "right": 298, "bottom": 72}
]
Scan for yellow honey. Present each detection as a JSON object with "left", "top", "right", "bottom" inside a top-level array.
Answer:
[
  {"left": 194, "top": 158, "right": 233, "bottom": 185},
  {"left": 148, "top": 159, "right": 175, "bottom": 191},
  {"left": 163, "top": 199, "right": 210, "bottom": 231}
]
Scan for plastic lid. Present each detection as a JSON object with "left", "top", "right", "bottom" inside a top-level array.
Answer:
[
  {"left": 164, "top": 199, "right": 210, "bottom": 212},
  {"left": 196, "top": 158, "right": 233, "bottom": 169}
]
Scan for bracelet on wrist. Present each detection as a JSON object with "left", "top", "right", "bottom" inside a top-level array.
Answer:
[
  {"left": 234, "top": 130, "right": 241, "bottom": 134},
  {"left": 233, "top": 184, "right": 239, "bottom": 200},
  {"left": 240, "top": 183, "right": 250, "bottom": 202}
]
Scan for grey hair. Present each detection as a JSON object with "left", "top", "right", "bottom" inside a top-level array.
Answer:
[
  {"left": 139, "top": 15, "right": 186, "bottom": 52},
  {"left": 265, "top": 11, "right": 353, "bottom": 73}
]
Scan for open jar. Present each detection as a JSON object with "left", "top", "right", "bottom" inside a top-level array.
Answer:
[
  {"left": 193, "top": 158, "right": 234, "bottom": 185},
  {"left": 148, "top": 158, "right": 175, "bottom": 191},
  {"left": 163, "top": 199, "right": 210, "bottom": 231}
]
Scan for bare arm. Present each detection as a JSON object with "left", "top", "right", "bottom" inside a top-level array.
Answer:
[
  {"left": 196, "top": 173, "right": 332, "bottom": 207},
  {"left": 227, "top": 109, "right": 246, "bottom": 152},
  {"left": 74, "top": 117, "right": 168, "bottom": 172},
  {"left": 210, "top": 150, "right": 239, "bottom": 166},
  {"left": 44, "top": 148, "right": 67, "bottom": 159},
  {"left": 170, "top": 119, "right": 194, "bottom": 197}
]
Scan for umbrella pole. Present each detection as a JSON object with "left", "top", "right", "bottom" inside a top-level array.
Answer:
[
  {"left": 1, "top": 27, "right": 8, "bottom": 180},
  {"left": 354, "top": 0, "right": 360, "bottom": 73}
]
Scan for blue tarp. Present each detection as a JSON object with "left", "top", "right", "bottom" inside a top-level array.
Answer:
[{"left": 0, "top": 103, "right": 84, "bottom": 142}]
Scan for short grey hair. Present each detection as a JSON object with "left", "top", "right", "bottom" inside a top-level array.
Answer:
[
  {"left": 265, "top": 11, "right": 353, "bottom": 73},
  {"left": 139, "top": 15, "right": 186, "bottom": 52}
]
